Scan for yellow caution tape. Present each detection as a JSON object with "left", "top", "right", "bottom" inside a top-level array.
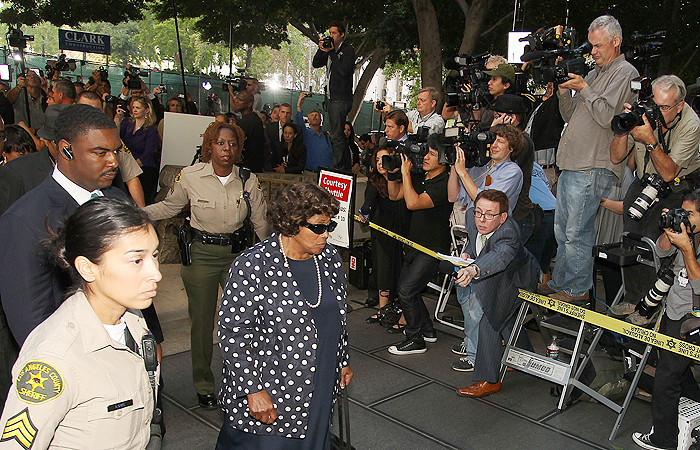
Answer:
[{"left": 355, "top": 215, "right": 700, "bottom": 361}]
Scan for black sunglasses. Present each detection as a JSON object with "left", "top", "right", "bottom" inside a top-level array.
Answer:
[{"left": 304, "top": 220, "right": 338, "bottom": 234}]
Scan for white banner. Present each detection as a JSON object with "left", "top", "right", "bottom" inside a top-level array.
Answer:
[{"left": 318, "top": 168, "right": 356, "bottom": 249}]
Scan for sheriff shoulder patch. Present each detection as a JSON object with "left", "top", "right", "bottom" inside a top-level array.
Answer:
[
  {"left": 121, "top": 142, "right": 132, "bottom": 155},
  {"left": 175, "top": 170, "right": 183, "bottom": 183},
  {"left": 1, "top": 408, "right": 37, "bottom": 449},
  {"left": 15, "top": 361, "right": 63, "bottom": 405}
]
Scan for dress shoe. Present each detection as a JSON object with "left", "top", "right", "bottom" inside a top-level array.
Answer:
[
  {"left": 537, "top": 282, "right": 555, "bottom": 295},
  {"left": 198, "top": 393, "right": 218, "bottom": 409},
  {"left": 457, "top": 381, "right": 501, "bottom": 398},
  {"left": 548, "top": 290, "right": 589, "bottom": 305}
]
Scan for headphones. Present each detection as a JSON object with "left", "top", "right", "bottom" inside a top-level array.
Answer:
[{"left": 62, "top": 144, "right": 73, "bottom": 160}]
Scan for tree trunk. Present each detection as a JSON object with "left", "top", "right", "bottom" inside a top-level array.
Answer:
[
  {"left": 411, "top": 0, "right": 442, "bottom": 90},
  {"left": 458, "top": 0, "right": 497, "bottom": 55},
  {"left": 245, "top": 45, "right": 253, "bottom": 71},
  {"left": 348, "top": 47, "right": 388, "bottom": 123}
]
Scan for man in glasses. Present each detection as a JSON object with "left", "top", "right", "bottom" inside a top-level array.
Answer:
[
  {"left": 453, "top": 189, "right": 538, "bottom": 397},
  {"left": 608, "top": 75, "right": 700, "bottom": 325},
  {"left": 386, "top": 133, "right": 453, "bottom": 355}
]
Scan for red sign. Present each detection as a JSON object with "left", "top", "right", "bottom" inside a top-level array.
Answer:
[
  {"left": 319, "top": 174, "right": 351, "bottom": 202},
  {"left": 350, "top": 256, "right": 357, "bottom": 271}
]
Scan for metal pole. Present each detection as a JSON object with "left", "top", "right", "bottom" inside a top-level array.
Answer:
[
  {"left": 228, "top": 21, "right": 233, "bottom": 112},
  {"left": 18, "top": 47, "right": 30, "bottom": 129},
  {"left": 171, "top": 0, "right": 190, "bottom": 114}
]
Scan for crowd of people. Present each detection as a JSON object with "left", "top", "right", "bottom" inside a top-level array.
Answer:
[{"left": 0, "top": 13, "right": 698, "bottom": 450}]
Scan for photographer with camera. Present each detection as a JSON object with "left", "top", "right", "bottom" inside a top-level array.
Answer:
[
  {"left": 448, "top": 123, "right": 524, "bottom": 217},
  {"left": 539, "top": 15, "right": 639, "bottom": 304},
  {"left": 608, "top": 75, "right": 700, "bottom": 323},
  {"left": 312, "top": 20, "right": 356, "bottom": 170},
  {"left": 245, "top": 78, "right": 263, "bottom": 113},
  {"left": 7, "top": 70, "right": 47, "bottom": 131},
  {"left": 386, "top": 133, "right": 453, "bottom": 355},
  {"left": 375, "top": 87, "right": 445, "bottom": 135},
  {"left": 630, "top": 190, "right": 700, "bottom": 450}
]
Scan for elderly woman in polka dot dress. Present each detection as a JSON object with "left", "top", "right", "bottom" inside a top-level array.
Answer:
[{"left": 216, "top": 182, "right": 354, "bottom": 450}]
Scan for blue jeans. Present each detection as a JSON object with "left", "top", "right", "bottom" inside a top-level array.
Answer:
[
  {"left": 549, "top": 169, "right": 613, "bottom": 296},
  {"left": 397, "top": 252, "right": 438, "bottom": 342},
  {"left": 457, "top": 286, "right": 483, "bottom": 362},
  {"left": 327, "top": 99, "right": 353, "bottom": 170}
]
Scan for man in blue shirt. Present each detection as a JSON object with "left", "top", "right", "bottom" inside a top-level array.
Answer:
[{"left": 296, "top": 94, "right": 332, "bottom": 171}]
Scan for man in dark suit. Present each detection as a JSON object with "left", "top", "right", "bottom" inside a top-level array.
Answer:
[
  {"left": 454, "top": 189, "right": 539, "bottom": 397},
  {"left": 265, "top": 102, "right": 292, "bottom": 167}
]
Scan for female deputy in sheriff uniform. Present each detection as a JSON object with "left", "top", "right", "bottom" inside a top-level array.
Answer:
[
  {"left": 0, "top": 197, "right": 160, "bottom": 450},
  {"left": 143, "top": 121, "right": 271, "bottom": 409}
]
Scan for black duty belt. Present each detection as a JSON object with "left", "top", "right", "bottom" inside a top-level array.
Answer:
[{"left": 193, "top": 228, "right": 238, "bottom": 246}]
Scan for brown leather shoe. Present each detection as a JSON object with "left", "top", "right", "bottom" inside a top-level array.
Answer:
[
  {"left": 548, "top": 290, "right": 589, "bottom": 305},
  {"left": 536, "top": 282, "right": 555, "bottom": 295},
  {"left": 457, "top": 381, "right": 501, "bottom": 397}
]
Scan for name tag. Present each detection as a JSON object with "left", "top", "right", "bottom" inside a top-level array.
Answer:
[
  {"left": 679, "top": 268, "right": 689, "bottom": 288},
  {"left": 107, "top": 399, "right": 133, "bottom": 412}
]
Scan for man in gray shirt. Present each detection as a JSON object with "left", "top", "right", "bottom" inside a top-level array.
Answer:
[
  {"left": 631, "top": 190, "right": 700, "bottom": 450},
  {"left": 540, "top": 15, "right": 638, "bottom": 303}
]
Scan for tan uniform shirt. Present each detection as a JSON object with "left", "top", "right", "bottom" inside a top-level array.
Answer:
[
  {"left": 0, "top": 291, "right": 153, "bottom": 450},
  {"left": 557, "top": 54, "right": 639, "bottom": 178},
  {"left": 631, "top": 102, "right": 700, "bottom": 179},
  {"left": 118, "top": 144, "right": 143, "bottom": 183},
  {"left": 143, "top": 162, "right": 272, "bottom": 237}
]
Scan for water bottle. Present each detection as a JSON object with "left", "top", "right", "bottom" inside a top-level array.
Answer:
[{"left": 546, "top": 336, "right": 559, "bottom": 360}]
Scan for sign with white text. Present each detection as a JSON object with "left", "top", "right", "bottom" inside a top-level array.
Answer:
[
  {"left": 318, "top": 168, "right": 356, "bottom": 249},
  {"left": 58, "top": 30, "right": 111, "bottom": 55}
]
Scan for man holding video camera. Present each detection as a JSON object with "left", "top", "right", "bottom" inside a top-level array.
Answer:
[
  {"left": 386, "top": 133, "right": 452, "bottom": 355},
  {"left": 609, "top": 75, "right": 700, "bottom": 323},
  {"left": 540, "top": 15, "right": 638, "bottom": 304},
  {"left": 630, "top": 191, "right": 700, "bottom": 450},
  {"left": 313, "top": 20, "right": 355, "bottom": 170},
  {"left": 7, "top": 70, "right": 46, "bottom": 130}
]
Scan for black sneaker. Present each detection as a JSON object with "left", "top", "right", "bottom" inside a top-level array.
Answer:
[
  {"left": 451, "top": 342, "right": 468, "bottom": 356},
  {"left": 388, "top": 339, "right": 427, "bottom": 355},
  {"left": 423, "top": 329, "right": 438, "bottom": 343},
  {"left": 451, "top": 357, "right": 475, "bottom": 372},
  {"left": 632, "top": 431, "right": 674, "bottom": 450}
]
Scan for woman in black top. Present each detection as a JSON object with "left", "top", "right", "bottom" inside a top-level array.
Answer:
[
  {"left": 344, "top": 121, "right": 361, "bottom": 173},
  {"left": 358, "top": 147, "right": 406, "bottom": 324},
  {"left": 273, "top": 123, "right": 307, "bottom": 174}
]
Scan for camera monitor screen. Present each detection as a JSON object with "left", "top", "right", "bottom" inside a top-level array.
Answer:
[{"left": 0, "top": 65, "right": 9, "bottom": 81}]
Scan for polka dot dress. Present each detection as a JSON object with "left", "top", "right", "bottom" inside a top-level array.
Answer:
[{"left": 216, "top": 234, "right": 349, "bottom": 448}]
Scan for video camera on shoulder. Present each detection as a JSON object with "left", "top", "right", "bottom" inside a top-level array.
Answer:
[
  {"left": 222, "top": 69, "right": 248, "bottom": 92},
  {"left": 623, "top": 31, "right": 665, "bottom": 62},
  {"left": 382, "top": 127, "right": 431, "bottom": 173},
  {"left": 439, "top": 127, "right": 495, "bottom": 167},
  {"left": 124, "top": 66, "right": 148, "bottom": 89},
  {"left": 519, "top": 26, "right": 593, "bottom": 86},
  {"left": 443, "top": 53, "right": 491, "bottom": 108},
  {"left": 659, "top": 208, "right": 692, "bottom": 233},
  {"left": 45, "top": 54, "right": 77, "bottom": 80}
]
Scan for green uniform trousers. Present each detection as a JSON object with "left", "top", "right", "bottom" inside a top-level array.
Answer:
[{"left": 181, "top": 241, "right": 237, "bottom": 395}]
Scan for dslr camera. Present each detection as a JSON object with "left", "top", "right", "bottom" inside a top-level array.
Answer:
[
  {"left": 321, "top": 35, "right": 334, "bottom": 50},
  {"left": 382, "top": 127, "right": 431, "bottom": 174},
  {"left": 439, "top": 127, "right": 495, "bottom": 167},
  {"left": 635, "top": 262, "right": 674, "bottom": 319},
  {"left": 104, "top": 95, "right": 129, "bottom": 117},
  {"left": 611, "top": 77, "right": 663, "bottom": 135},
  {"left": 627, "top": 173, "right": 670, "bottom": 220},
  {"left": 659, "top": 208, "right": 691, "bottom": 233},
  {"left": 124, "top": 66, "right": 148, "bottom": 89}
]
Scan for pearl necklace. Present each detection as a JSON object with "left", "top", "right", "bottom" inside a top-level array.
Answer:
[{"left": 278, "top": 235, "right": 323, "bottom": 308}]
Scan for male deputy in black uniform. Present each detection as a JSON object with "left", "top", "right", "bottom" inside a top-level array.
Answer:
[{"left": 313, "top": 20, "right": 355, "bottom": 170}]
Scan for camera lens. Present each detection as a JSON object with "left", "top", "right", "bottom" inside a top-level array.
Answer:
[{"left": 627, "top": 185, "right": 660, "bottom": 220}]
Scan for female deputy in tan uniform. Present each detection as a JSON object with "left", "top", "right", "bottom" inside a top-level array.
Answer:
[
  {"left": 0, "top": 197, "right": 160, "bottom": 450},
  {"left": 143, "top": 121, "right": 271, "bottom": 408}
]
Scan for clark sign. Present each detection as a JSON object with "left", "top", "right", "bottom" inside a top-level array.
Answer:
[{"left": 58, "top": 30, "right": 111, "bottom": 55}]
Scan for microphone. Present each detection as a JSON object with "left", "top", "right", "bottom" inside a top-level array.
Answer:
[{"left": 438, "top": 259, "right": 460, "bottom": 277}]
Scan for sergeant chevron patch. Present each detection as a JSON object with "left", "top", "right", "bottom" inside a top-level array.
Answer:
[{"left": 1, "top": 408, "right": 37, "bottom": 449}]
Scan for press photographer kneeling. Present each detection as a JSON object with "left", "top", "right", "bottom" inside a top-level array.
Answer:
[
  {"left": 630, "top": 193, "right": 700, "bottom": 450},
  {"left": 609, "top": 75, "right": 700, "bottom": 323},
  {"left": 386, "top": 133, "right": 453, "bottom": 355}
]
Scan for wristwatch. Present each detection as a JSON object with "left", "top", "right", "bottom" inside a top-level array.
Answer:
[{"left": 645, "top": 142, "right": 657, "bottom": 152}]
